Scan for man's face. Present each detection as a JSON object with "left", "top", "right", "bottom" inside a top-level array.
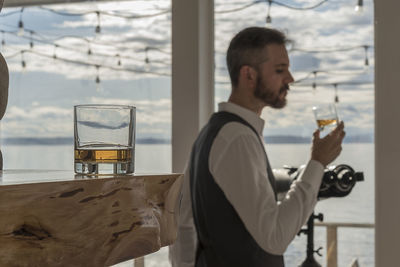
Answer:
[{"left": 253, "top": 44, "right": 294, "bottom": 109}]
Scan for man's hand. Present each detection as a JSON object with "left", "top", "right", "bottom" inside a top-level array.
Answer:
[{"left": 311, "top": 121, "right": 346, "bottom": 167}]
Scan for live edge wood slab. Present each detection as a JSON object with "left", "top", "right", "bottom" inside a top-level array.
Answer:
[{"left": 0, "top": 170, "right": 183, "bottom": 267}]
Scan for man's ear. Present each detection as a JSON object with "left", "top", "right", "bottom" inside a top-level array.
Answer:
[{"left": 239, "top": 65, "right": 257, "bottom": 87}]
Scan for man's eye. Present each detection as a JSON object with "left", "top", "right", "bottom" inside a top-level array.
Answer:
[{"left": 276, "top": 69, "right": 284, "bottom": 73}]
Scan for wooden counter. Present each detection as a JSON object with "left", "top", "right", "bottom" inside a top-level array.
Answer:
[{"left": 0, "top": 170, "right": 183, "bottom": 267}]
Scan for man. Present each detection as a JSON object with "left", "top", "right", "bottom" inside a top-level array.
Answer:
[{"left": 169, "top": 27, "right": 345, "bottom": 267}]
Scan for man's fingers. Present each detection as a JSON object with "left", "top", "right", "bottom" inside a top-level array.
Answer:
[
  {"left": 325, "top": 122, "right": 345, "bottom": 140},
  {"left": 333, "top": 121, "right": 344, "bottom": 134},
  {"left": 313, "top": 129, "right": 320, "bottom": 141}
]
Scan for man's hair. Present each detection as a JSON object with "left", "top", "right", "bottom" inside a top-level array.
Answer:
[{"left": 226, "top": 27, "right": 288, "bottom": 88}]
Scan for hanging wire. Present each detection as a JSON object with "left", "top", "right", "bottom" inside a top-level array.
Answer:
[
  {"left": 0, "top": 28, "right": 172, "bottom": 65},
  {"left": 273, "top": 0, "right": 328, "bottom": 10},
  {"left": 215, "top": 44, "right": 374, "bottom": 56},
  {"left": 0, "top": 29, "right": 161, "bottom": 65},
  {"left": 0, "top": 10, "right": 22, "bottom": 17},
  {"left": 289, "top": 45, "right": 373, "bottom": 54},
  {"left": 293, "top": 69, "right": 371, "bottom": 84},
  {"left": 215, "top": 0, "right": 328, "bottom": 14},
  {"left": 215, "top": 2, "right": 259, "bottom": 14},
  {"left": 38, "top": 6, "right": 170, "bottom": 19},
  {"left": 4, "top": 47, "right": 171, "bottom": 77}
]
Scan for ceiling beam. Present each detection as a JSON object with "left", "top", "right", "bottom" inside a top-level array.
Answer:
[{"left": 3, "top": 0, "right": 121, "bottom": 8}]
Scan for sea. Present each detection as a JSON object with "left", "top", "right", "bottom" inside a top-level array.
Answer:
[{"left": 1, "top": 143, "right": 375, "bottom": 267}]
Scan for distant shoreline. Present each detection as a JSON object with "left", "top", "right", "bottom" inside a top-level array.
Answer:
[{"left": 1, "top": 135, "right": 374, "bottom": 146}]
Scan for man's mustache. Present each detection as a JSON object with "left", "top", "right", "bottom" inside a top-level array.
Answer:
[{"left": 280, "top": 85, "right": 290, "bottom": 93}]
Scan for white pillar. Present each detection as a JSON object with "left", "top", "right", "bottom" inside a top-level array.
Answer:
[
  {"left": 171, "top": 0, "right": 214, "bottom": 173},
  {"left": 375, "top": 1, "right": 400, "bottom": 266}
]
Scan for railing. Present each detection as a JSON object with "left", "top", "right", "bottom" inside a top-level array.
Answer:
[
  {"left": 315, "top": 222, "right": 375, "bottom": 267},
  {"left": 130, "top": 222, "right": 375, "bottom": 267},
  {"left": 134, "top": 258, "right": 144, "bottom": 267}
]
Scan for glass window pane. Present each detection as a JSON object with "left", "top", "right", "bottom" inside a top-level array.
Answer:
[
  {"left": 1, "top": 1, "right": 172, "bottom": 266},
  {"left": 214, "top": 0, "right": 374, "bottom": 266}
]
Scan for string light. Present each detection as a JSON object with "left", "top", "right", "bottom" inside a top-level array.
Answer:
[
  {"left": 363, "top": 45, "right": 369, "bottom": 66},
  {"left": 95, "top": 65, "right": 100, "bottom": 84},
  {"left": 87, "top": 43, "right": 92, "bottom": 56},
  {"left": 1, "top": 30, "right": 5, "bottom": 47},
  {"left": 0, "top": 1, "right": 371, "bottom": 94},
  {"left": 116, "top": 53, "right": 121, "bottom": 66},
  {"left": 17, "top": 8, "right": 25, "bottom": 36},
  {"left": 21, "top": 50, "right": 26, "bottom": 70},
  {"left": 29, "top": 31, "right": 34, "bottom": 49},
  {"left": 95, "top": 11, "right": 101, "bottom": 34},
  {"left": 95, "top": 65, "right": 102, "bottom": 92},
  {"left": 266, "top": 0, "right": 272, "bottom": 24},
  {"left": 145, "top": 46, "right": 150, "bottom": 64},
  {"left": 355, "top": 0, "right": 363, "bottom": 13},
  {"left": 53, "top": 44, "right": 58, "bottom": 59},
  {"left": 334, "top": 83, "right": 339, "bottom": 103},
  {"left": 312, "top": 71, "right": 317, "bottom": 90}
]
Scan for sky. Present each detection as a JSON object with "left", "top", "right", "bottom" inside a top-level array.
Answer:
[{"left": 0, "top": 0, "right": 374, "bottom": 140}]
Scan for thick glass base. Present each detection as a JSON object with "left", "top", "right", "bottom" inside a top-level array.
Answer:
[{"left": 74, "top": 161, "right": 134, "bottom": 175}]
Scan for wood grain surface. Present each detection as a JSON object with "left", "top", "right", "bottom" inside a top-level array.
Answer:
[{"left": 0, "top": 173, "right": 183, "bottom": 267}]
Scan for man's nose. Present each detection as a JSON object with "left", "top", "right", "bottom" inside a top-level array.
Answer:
[{"left": 287, "top": 71, "right": 295, "bottom": 83}]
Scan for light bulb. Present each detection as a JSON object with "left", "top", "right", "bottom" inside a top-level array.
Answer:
[
  {"left": 17, "top": 20, "right": 24, "bottom": 36},
  {"left": 355, "top": 0, "right": 363, "bottom": 13},
  {"left": 95, "top": 11, "right": 101, "bottom": 34}
]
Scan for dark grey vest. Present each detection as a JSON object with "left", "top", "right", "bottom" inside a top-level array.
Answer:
[{"left": 189, "top": 111, "right": 284, "bottom": 267}]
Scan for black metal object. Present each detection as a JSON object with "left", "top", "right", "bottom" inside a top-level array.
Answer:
[
  {"left": 274, "top": 164, "right": 364, "bottom": 266},
  {"left": 318, "top": 164, "right": 364, "bottom": 198},
  {"left": 276, "top": 164, "right": 364, "bottom": 199},
  {"left": 298, "top": 212, "right": 324, "bottom": 267}
]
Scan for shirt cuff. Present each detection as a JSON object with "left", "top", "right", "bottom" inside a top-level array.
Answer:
[{"left": 298, "top": 159, "right": 325, "bottom": 194}]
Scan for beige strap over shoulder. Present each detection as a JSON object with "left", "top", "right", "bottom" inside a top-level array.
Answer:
[
  {"left": 0, "top": 0, "right": 8, "bottom": 120},
  {"left": 0, "top": 0, "right": 9, "bottom": 169}
]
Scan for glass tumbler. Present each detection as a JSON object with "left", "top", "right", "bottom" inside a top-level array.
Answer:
[{"left": 74, "top": 104, "right": 136, "bottom": 175}]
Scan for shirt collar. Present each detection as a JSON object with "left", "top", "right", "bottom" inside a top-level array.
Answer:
[{"left": 218, "top": 102, "right": 265, "bottom": 135}]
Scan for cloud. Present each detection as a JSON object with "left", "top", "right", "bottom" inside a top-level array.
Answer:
[{"left": 0, "top": 0, "right": 374, "bottom": 138}]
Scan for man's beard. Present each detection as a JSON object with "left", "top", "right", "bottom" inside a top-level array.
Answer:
[{"left": 254, "top": 75, "right": 288, "bottom": 109}]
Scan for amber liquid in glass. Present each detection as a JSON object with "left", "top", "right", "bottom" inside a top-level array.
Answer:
[
  {"left": 75, "top": 147, "right": 132, "bottom": 163},
  {"left": 74, "top": 145, "right": 134, "bottom": 175},
  {"left": 317, "top": 119, "right": 338, "bottom": 131}
]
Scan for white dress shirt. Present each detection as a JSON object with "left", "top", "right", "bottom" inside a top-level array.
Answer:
[{"left": 169, "top": 102, "right": 324, "bottom": 266}]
